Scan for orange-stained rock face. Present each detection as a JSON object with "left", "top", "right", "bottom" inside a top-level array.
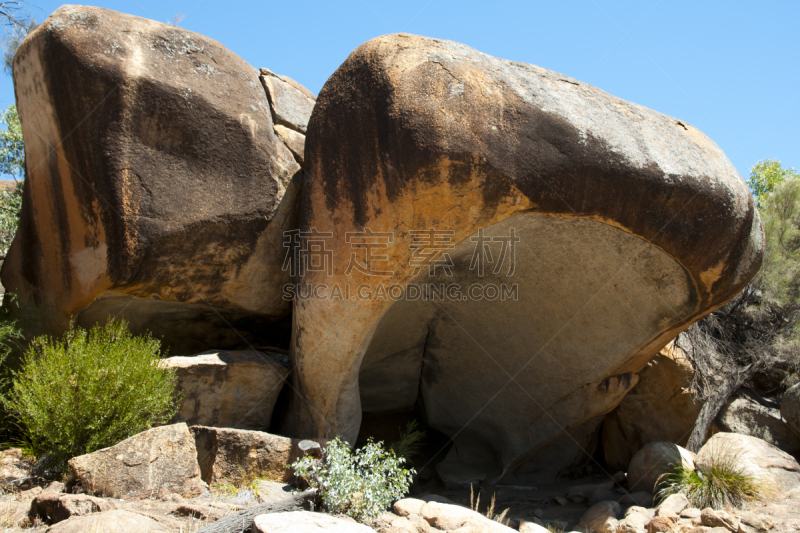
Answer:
[
  {"left": 291, "top": 33, "right": 763, "bottom": 483},
  {"left": 2, "top": 6, "right": 309, "bottom": 353}
]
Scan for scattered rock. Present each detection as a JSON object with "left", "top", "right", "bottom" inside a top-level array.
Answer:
[
  {"left": 578, "top": 501, "right": 621, "bottom": 533},
  {"left": 700, "top": 508, "right": 738, "bottom": 532},
  {"left": 419, "top": 501, "right": 514, "bottom": 532},
  {"left": 717, "top": 390, "right": 800, "bottom": 453},
  {"left": 253, "top": 510, "right": 377, "bottom": 532},
  {"left": 47, "top": 509, "right": 170, "bottom": 533},
  {"left": 191, "top": 425, "right": 325, "bottom": 484},
  {"left": 520, "top": 521, "right": 549, "bottom": 533},
  {"left": 739, "top": 511, "right": 774, "bottom": 531},
  {"left": 162, "top": 350, "right": 289, "bottom": 430},
  {"left": 647, "top": 515, "right": 675, "bottom": 532},
  {"left": 617, "top": 509, "right": 649, "bottom": 533},
  {"left": 68, "top": 423, "right": 206, "bottom": 499},
  {"left": 680, "top": 508, "right": 701, "bottom": 519},
  {"left": 393, "top": 498, "right": 426, "bottom": 517},
  {"left": 0, "top": 448, "right": 33, "bottom": 488},
  {"left": 628, "top": 442, "right": 695, "bottom": 493},
  {"left": 603, "top": 343, "right": 701, "bottom": 470},
  {"left": 656, "top": 493, "right": 689, "bottom": 517},
  {"left": 171, "top": 501, "right": 242, "bottom": 521},
  {"left": 620, "top": 491, "right": 654, "bottom": 507},
  {"left": 256, "top": 480, "right": 295, "bottom": 503},
  {"left": 29, "top": 493, "right": 115, "bottom": 525},
  {"left": 695, "top": 432, "right": 800, "bottom": 493},
  {"left": 4, "top": 5, "right": 301, "bottom": 354}
]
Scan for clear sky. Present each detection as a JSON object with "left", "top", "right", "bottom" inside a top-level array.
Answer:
[{"left": 1, "top": 0, "right": 797, "bottom": 181}]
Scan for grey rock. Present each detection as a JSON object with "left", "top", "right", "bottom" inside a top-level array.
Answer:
[
  {"left": 781, "top": 383, "right": 800, "bottom": 434},
  {"left": 627, "top": 441, "right": 695, "bottom": 493},
  {"left": 46, "top": 509, "right": 170, "bottom": 533}
]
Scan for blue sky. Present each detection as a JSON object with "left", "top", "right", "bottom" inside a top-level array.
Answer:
[{"left": 1, "top": 0, "right": 797, "bottom": 181}]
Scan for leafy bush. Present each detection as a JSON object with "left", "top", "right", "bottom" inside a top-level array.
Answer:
[
  {"left": 4, "top": 319, "right": 179, "bottom": 473},
  {"left": 657, "top": 454, "right": 762, "bottom": 509},
  {"left": 291, "top": 437, "right": 414, "bottom": 521}
]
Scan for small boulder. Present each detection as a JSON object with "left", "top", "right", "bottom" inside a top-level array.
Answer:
[
  {"left": 68, "top": 423, "right": 206, "bottom": 499},
  {"left": 393, "top": 498, "right": 426, "bottom": 517},
  {"left": 628, "top": 442, "right": 695, "bottom": 493},
  {"left": 578, "top": 501, "right": 621, "bottom": 533},
  {"left": 191, "top": 426, "right": 325, "bottom": 484},
  {"left": 717, "top": 390, "right": 800, "bottom": 453},
  {"left": 519, "top": 521, "right": 549, "bottom": 533},
  {"left": 566, "top": 480, "right": 614, "bottom": 502},
  {"left": 620, "top": 491, "right": 654, "bottom": 507},
  {"left": 29, "top": 493, "right": 115, "bottom": 525},
  {"left": 255, "top": 480, "right": 294, "bottom": 503},
  {"left": 656, "top": 493, "right": 689, "bottom": 517},
  {"left": 695, "top": 432, "right": 800, "bottom": 493},
  {"left": 589, "top": 487, "right": 620, "bottom": 506},
  {"left": 162, "top": 350, "right": 289, "bottom": 430},
  {"left": 46, "top": 509, "right": 170, "bottom": 533},
  {"left": 700, "top": 508, "right": 738, "bottom": 532},
  {"left": 647, "top": 515, "right": 675, "bottom": 533},
  {"left": 617, "top": 509, "right": 649, "bottom": 533},
  {"left": 419, "top": 501, "right": 514, "bottom": 532},
  {"left": 680, "top": 508, "right": 701, "bottom": 519},
  {"left": 253, "top": 510, "right": 377, "bottom": 532}
]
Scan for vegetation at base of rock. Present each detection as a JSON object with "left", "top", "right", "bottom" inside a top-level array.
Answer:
[
  {"left": 469, "top": 485, "right": 510, "bottom": 526},
  {"left": 291, "top": 437, "right": 414, "bottom": 522},
  {"left": 389, "top": 420, "right": 426, "bottom": 463},
  {"left": 0, "top": 304, "right": 22, "bottom": 439},
  {"left": 657, "top": 454, "right": 762, "bottom": 510},
  {"left": 4, "top": 319, "right": 180, "bottom": 474},
  {"left": 679, "top": 159, "right": 800, "bottom": 452}
]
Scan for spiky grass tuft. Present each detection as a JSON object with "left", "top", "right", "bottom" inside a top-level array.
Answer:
[{"left": 657, "top": 451, "right": 762, "bottom": 509}]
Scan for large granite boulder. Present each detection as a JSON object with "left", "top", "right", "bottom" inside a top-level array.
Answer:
[
  {"left": 781, "top": 382, "right": 800, "bottom": 433},
  {"left": 290, "top": 33, "right": 763, "bottom": 482},
  {"left": 2, "top": 6, "right": 310, "bottom": 353},
  {"left": 602, "top": 342, "right": 701, "bottom": 471},
  {"left": 161, "top": 349, "right": 290, "bottom": 430},
  {"left": 627, "top": 442, "right": 695, "bottom": 493}
]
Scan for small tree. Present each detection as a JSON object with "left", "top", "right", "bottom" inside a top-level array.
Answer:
[
  {"left": 680, "top": 162, "right": 800, "bottom": 452},
  {"left": 5, "top": 319, "right": 179, "bottom": 473}
]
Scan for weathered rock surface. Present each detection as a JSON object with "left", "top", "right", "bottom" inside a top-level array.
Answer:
[
  {"left": 603, "top": 342, "right": 700, "bottom": 470},
  {"left": 191, "top": 425, "right": 325, "bottom": 484},
  {"left": 29, "top": 492, "right": 115, "bottom": 524},
  {"left": 781, "top": 383, "right": 800, "bottom": 434},
  {"left": 419, "top": 501, "right": 515, "bottom": 532},
  {"left": 162, "top": 349, "right": 289, "bottom": 430},
  {"left": 68, "top": 423, "right": 206, "bottom": 498},
  {"left": 655, "top": 493, "right": 689, "bottom": 517},
  {"left": 717, "top": 390, "right": 800, "bottom": 453},
  {"left": 2, "top": 5, "right": 306, "bottom": 354},
  {"left": 253, "top": 511, "right": 375, "bottom": 532},
  {"left": 260, "top": 68, "right": 316, "bottom": 134},
  {"left": 579, "top": 501, "right": 621, "bottom": 533},
  {"left": 627, "top": 442, "right": 695, "bottom": 493},
  {"left": 695, "top": 432, "right": 800, "bottom": 493},
  {"left": 47, "top": 509, "right": 170, "bottom": 533},
  {"left": 0, "top": 447, "right": 33, "bottom": 487},
  {"left": 292, "top": 32, "right": 763, "bottom": 482}
]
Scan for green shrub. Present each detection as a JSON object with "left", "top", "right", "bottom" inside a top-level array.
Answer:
[
  {"left": 657, "top": 453, "right": 762, "bottom": 509},
  {"left": 4, "top": 319, "right": 179, "bottom": 473},
  {"left": 291, "top": 437, "right": 414, "bottom": 522}
]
